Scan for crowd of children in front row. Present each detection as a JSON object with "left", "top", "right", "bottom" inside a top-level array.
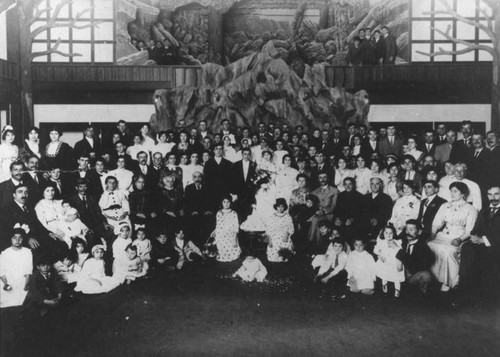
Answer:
[{"left": 1, "top": 213, "right": 427, "bottom": 315}]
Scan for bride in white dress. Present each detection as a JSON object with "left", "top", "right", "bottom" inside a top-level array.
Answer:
[{"left": 0, "top": 125, "right": 19, "bottom": 182}]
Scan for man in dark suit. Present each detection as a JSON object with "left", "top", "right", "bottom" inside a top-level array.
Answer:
[
  {"left": 421, "top": 129, "right": 437, "bottom": 157},
  {"left": 453, "top": 120, "right": 474, "bottom": 163},
  {"left": 132, "top": 151, "right": 157, "bottom": 191},
  {"left": 67, "top": 178, "right": 112, "bottom": 247},
  {"left": 323, "top": 126, "right": 343, "bottom": 157},
  {"left": 397, "top": 220, "right": 434, "bottom": 295},
  {"left": 364, "top": 177, "right": 393, "bottom": 238},
  {"left": 22, "top": 156, "right": 44, "bottom": 207},
  {"left": 310, "top": 151, "right": 332, "bottom": 189},
  {"left": 417, "top": 180, "right": 447, "bottom": 236},
  {"left": 44, "top": 167, "right": 73, "bottom": 200},
  {"left": 73, "top": 124, "right": 101, "bottom": 163},
  {"left": 86, "top": 157, "right": 106, "bottom": 198},
  {"left": 381, "top": 26, "right": 397, "bottom": 64},
  {"left": 68, "top": 154, "right": 91, "bottom": 194},
  {"left": 467, "top": 133, "right": 491, "bottom": 198},
  {"left": 334, "top": 177, "right": 365, "bottom": 237},
  {"left": 459, "top": 185, "right": 500, "bottom": 304},
  {"left": 148, "top": 152, "right": 163, "bottom": 191},
  {"left": 203, "top": 144, "right": 233, "bottom": 211},
  {"left": 361, "top": 128, "right": 379, "bottom": 160},
  {"left": 434, "top": 130, "right": 458, "bottom": 165},
  {"left": 0, "top": 161, "right": 25, "bottom": 208},
  {"left": 435, "top": 123, "right": 448, "bottom": 145},
  {"left": 184, "top": 172, "right": 214, "bottom": 245},
  {"left": 373, "top": 30, "right": 385, "bottom": 64},
  {"left": 109, "top": 140, "right": 133, "bottom": 170},
  {"left": 486, "top": 130, "right": 500, "bottom": 188},
  {"left": 378, "top": 125, "right": 403, "bottom": 158},
  {"left": 231, "top": 148, "right": 257, "bottom": 221},
  {"left": 0, "top": 185, "right": 65, "bottom": 260}
]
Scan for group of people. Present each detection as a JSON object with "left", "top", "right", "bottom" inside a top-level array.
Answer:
[
  {"left": 347, "top": 26, "right": 398, "bottom": 66},
  {"left": 130, "top": 38, "right": 175, "bottom": 65},
  {"left": 0, "top": 117, "right": 499, "bottom": 313}
]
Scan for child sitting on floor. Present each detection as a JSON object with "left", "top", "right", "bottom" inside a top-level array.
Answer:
[
  {"left": 374, "top": 225, "right": 405, "bottom": 298},
  {"left": 233, "top": 251, "right": 268, "bottom": 282},
  {"left": 112, "top": 222, "right": 132, "bottom": 276},
  {"left": 313, "top": 238, "right": 348, "bottom": 300},
  {"left": 122, "top": 244, "right": 148, "bottom": 284},
  {"left": 132, "top": 227, "right": 151, "bottom": 264},
  {"left": 54, "top": 251, "right": 79, "bottom": 284},
  {"left": 171, "top": 226, "right": 205, "bottom": 270},
  {"left": 24, "top": 256, "right": 64, "bottom": 316},
  {"left": 150, "top": 231, "right": 177, "bottom": 272},
  {"left": 346, "top": 238, "right": 376, "bottom": 295},
  {"left": 71, "top": 238, "right": 89, "bottom": 272},
  {"left": 75, "top": 245, "right": 120, "bottom": 294}
]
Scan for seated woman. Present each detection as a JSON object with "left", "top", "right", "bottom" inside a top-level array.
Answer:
[
  {"left": 428, "top": 182, "right": 477, "bottom": 292},
  {"left": 289, "top": 174, "right": 310, "bottom": 220},
  {"left": 128, "top": 174, "right": 157, "bottom": 231},
  {"left": 35, "top": 182, "right": 66, "bottom": 241},
  {"left": 389, "top": 180, "right": 421, "bottom": 235},
  {"left": 266, "top": 198, "right": 295, "bottom": 263}
]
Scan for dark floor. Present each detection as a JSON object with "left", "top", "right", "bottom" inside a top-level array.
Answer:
[{"left": 1, "top": 257, "right": 499, "bottom": 357}]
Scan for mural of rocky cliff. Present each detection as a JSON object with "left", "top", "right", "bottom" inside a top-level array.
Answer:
[
  {"left": 148, "top": 48, "right": 370, "bottom": 135},
  {"left": 116, "top": 0, "right": 408, "bottom": 67}
]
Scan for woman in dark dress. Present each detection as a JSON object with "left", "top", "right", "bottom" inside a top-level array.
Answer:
[
  {"left": 129, "top": 174, "right": 158, "bottom": 232},
  {"left": 40, "top": 126, "right": 74, "bottom": 171},
  {"left": 20, "top": 126, "right": 42, "bottom": 162}
]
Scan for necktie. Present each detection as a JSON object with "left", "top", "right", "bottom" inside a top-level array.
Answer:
[
  {"left": 390, "top": 137, "right": 394, "bottom": 145},
  {"left": 407, "top": 242, "right": 415, "bottom": 255},
  {"left": 141, "top": 165, "right": 147, "bottom": 175},
  {"left": 474, "top": 151, "right": 480, "bottom": 159},
  {"left": 82, "top": 196, "right": 87, "bottom": 209},
  {"left": 490, "top": 207, "right": 498, "bottom": 218},
  {"left": 33, "top": 174, "right": 38, "bottom": 184},
  {"left": 427, "top": 144, "right": 431, "bottom": 152},
  {"left": 22, "top": 205, "right": 27, "bottom": 213},
  {"left": 422, "top": 199, "right": 430, "bottom": 218},
  {"left": 334, "top": 253, "right": 339, "bottom": 268}
]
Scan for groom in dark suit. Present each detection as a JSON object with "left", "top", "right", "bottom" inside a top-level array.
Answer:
[
  {"left": 459, "top": 185, "right": 500, "bottom": 304},
  {"left": 417, "top": 180, "right": 447, "bottom": 236},
  {"left": 231, "top": 148, "right": 257, "bottom": 221}
]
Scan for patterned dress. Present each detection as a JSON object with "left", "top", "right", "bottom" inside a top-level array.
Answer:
[
  {"left": 428, "top": 200, "right": 477, "bottom": 288},
  {"left": 214, "top": 209, "right": 241, "bottom": 262},
  {"left": 266, "top": 212, "right": 295, "bottom": 262},
  {"left": 390, "top": 194, "right": 421, "bottom": 234}
]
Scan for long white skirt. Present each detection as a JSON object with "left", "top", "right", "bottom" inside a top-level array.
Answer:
[{"left": 428, "top": 233, "right": 461, "bottom": 288}]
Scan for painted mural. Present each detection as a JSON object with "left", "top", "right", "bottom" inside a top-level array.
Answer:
[{"left": 116, "top": 0, "right": 409, "bottom": 67}]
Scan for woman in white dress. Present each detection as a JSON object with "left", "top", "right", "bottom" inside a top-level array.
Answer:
[
  {"left": 403, "top": 136, "right": 423, "bottom": 162},
  {"left": 139, "top": 124, "right": 155, "bottom": 154},
  {"left": 384, "top": 163, "right": 403, "bottom": 202},
  {"left": 153, "top": 131, "right": 175, "bottom": 158},
  {"left": 257, "top": 150, "right": 277, "bottom": 177},
  {"left": 178, "top": 153, "right": 190, "bottom": 191},
  {"left": 428, "top": 182, "right": 477, "bottom": 292},
  {"left": 0, "top": 229, "right": 33, "bottom": 308},
  {"left": 334, "top": 157, "right": 354, "bottom": 192},
  {"left": 211, "top": 195, "right": 241, "bottom": 262},
  {"left": 126, "top": 133, "right": 149, "bottom": 164},
  {"left": 275, "top": 154, "right": 299, "bottom": 203},
  {"left": 35, "top": 182, "right": 65, "bottom": 239},
  {"left": 75, "top": 245, "right": 120, "bottom": 294},
  {"left": 223, "top": 135, "right": 239, "bottom": 163},
  {"left": 353, "top": 155, "right": 372, "bottom": 194},
  {"left": 240, "top": 176, "right": 277, "bottom": 232},
  {"left": 390, "top": 181, "right": 421, "bottom": 234},
  {"left": 266, "top": 198, "right": 295, "bottom": 262},
  {"left": 0, "top": 125, "right": 19, "bottom": 182},
  {"left": 438, "top": 161, "right": 456, "bottom": 202}
]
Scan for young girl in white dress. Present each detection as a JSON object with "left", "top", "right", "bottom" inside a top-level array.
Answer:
[
  {"left": 122, "top": 244, "right": 148, "bottom": 284},
  {"left": 211, "top": 195, "right": 241, "bottom": 262},
  {"left": 266, "top": 198, "right": 295, "bottom": 262},
  {"left": 75, "top": 245, "right": 121, "bottom": 294},
  {"left": 0, "top": 229, "right": 32, "bottom": 308},
  {"left": 71, "top": 238, "right": 89, "bottom": 272},
  {"left": 0, "top": 125, "right": 19, "bottom": 182},
  {"left": 346, "top": 238, "right": 376, "bottom": 295},
  {"left": 132, "top": 227, "right": 152, "bottom": 265},
  {"left": 374, "top": 225, "right": 405, "bottom": 298},
  {"left": 112, "top": 222, "right": 133, "bottom": 277}
]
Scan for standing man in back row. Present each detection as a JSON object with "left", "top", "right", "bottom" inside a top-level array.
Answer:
[{"left": 381, "top": 26, "right": 397, "bottom": 65}]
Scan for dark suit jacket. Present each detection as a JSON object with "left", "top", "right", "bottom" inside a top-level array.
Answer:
[
  {"left": 231, "top": 160, "right": 257, "bottom": 198},
  {"left": 43, "top": 177, "right": 73, "bottom": 200},
  {"left": 86, "top": 169, "right": 105, "bottom": 198},
  {"left": 471, "top": 206, "right": 500, "bottom": 254},
  {"left": 22, "top": 172, "right": 44, "bottom": 207},
  {"left": 374, "top": 37, "right": 385, "bottom": 62},
  {"left": 417, "top": 195, "right": 447, "bottom": 234},
  {"left": 487, "top": 146, "right": 500, "bottom": 187},
  {"left": 323, "top": 138, "right": 343, "bottom": 157},
  {"left": 364, "top": 192, "right": 393, "bottom": 230},
  {"left": 74, "top": 138, "right": 101, "bottom": 160},
  {"left": 24, "top": 268, "right": 63, "bottom": 306},
  {"left": 466, "top": 148, "right": 491, "bottom": 187},
  {"left": 184, "top": 183, "right": 212, "bottom": 215},
  {"left": 67, "top": 193, "right": 106, "bottom": 231},
  {"left": 361, "top": 141, "right": 379, "bottom": 160},
  {"left": 383, "top": 34, "right": 397, "bottom": 64},
  {"left": 203, "top": 157, "right": 233, "bottom": 208},
  {"left": 378, "top": 136, "right": 403, "bottom": 158},
  {"left": 397, "top": 237, "right": 434, "bottom": 275},
  {"left": 421, "top": 143, "right": 436, "bottom": 158},
  {"left": 0, "top": 200, "right": 49, "bottom": 251},
  {"left": 0, "top": 179, "right": 20, "bottom": 209}
]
